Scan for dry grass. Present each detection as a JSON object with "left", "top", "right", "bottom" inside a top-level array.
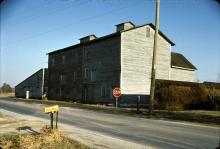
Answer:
[
  {"left": 0, "top": 127, "right": 90, "bottom": 149},
  {"left": 0, "top": 93, "right": 15, "bottom": 98}
]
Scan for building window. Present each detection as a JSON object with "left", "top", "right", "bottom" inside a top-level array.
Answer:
[
  {"left": 101, "top": 86, "right": 106, "bottom": 97},
  {"left": 110, "top": 87, "right": 113, "bottom": 98},
  {"left": 73, "top": 88, "right": 77, "bottom": 97},
  {"left": 59, "top": 88, "right": 62, "bottom": 97},
  {"left": 90, "top": 69, "right": 96, "bottom": 81},
  {"left": 83, "top": 48, "right": 88, "bottom": 60},
  {"left": 73, "top": 72, "right": 77, "bottom": 81},
  {"left": 105, "top": 87, "right": 110, "bottom": 97},
  {"left": 74, "top": 51, "right": 78, "bottom": 63},
  {"left": 100, "top": 86, "right": 110, "bottom": 97},
  {"left": 60, "top": 74, "right": 66, "bottom": 84},
  {"left": 51, "top": 58, "right": 55, "bottom": 67},
  {"left": 146, "top": 27, "right": 150, "bottom": 38},
  {"left": 84, "top": 68, "right": 89, "bottom": 79},
  {"left": 62, "top": 55, "right": 65, "bottom": 65}
]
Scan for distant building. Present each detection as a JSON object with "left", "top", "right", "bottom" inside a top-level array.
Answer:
[
  {"left": 170, "top": 52, "right": 197, "bottom": 82},
  {"left": 15, "top": 68, "right": 48, "bottom": 99},
  {"left": 47, "top": 21, "right": 197, "bottom": 104}
]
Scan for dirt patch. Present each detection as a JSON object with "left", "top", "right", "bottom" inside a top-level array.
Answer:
[{"left": 0, "top": 112, "right": 90, "bottom": 149}]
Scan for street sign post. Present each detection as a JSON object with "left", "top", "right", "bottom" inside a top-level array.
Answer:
[
  {"left": 44, "top": 105, "right": 59, "bottom": 113},
  {"left": 113, "top": 87, "right": 121, "bottom": 108},
  {"left": 44, "top": 105, "right": 59, "bottom": 129}
]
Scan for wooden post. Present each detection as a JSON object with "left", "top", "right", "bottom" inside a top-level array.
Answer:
[
  {"left": 137, "top": 96, "right": 140, "bottom": 114},
  {"left": 149, "top": 0, "right": 160, "bottom": 114},
  {"left": 55, "top": 111, "right": 58, "bottom": 129},
  {"left": 50, "top": 112, "right": 53, "bottom": 129}
]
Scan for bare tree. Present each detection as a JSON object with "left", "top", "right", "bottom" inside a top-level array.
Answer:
[{"left": 0, "top": 83, "right": 13, "bottom": 93}]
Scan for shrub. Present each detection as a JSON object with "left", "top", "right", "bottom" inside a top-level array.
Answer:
[{"left": 154, "top": 80, "right": 220, "bottom": 111}]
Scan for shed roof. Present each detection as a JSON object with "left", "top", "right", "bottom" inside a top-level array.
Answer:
[
  {"left": 15, "top": 68, "right": 48, "bottom": 88},
  {"left": 171, "top": 52, "right": 197, "bottom": 70}
]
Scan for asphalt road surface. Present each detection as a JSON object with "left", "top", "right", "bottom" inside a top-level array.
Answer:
[{"left": 0, "top": 99, "right": 219, "bottom": 149}]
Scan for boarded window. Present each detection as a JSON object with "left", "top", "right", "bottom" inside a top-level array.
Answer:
[
  {"left": 59, "top": 88, "right": 62, "bottom": 97},
  {"left": 146, "top": 27, "right": 150, "bottom": 38},
  {"left": 73, "top": 88, "right": 77, "bottom": 97},
  {"left": 83, "top": 48, "right": 88, "bottom": 60},
  {"left": 105, "top": 87, "right": 110, "bottom": 97},
  {"left": 51, "top": 58, "right": 55, "bottom": 67},
  {"left": 100, "top": 86, "right": 111, "bottom": 97},
  {"left": 74, "top": 51, "right": 78, "bottom": 63},
  {"left": 62, "top": 55, "right": 65, "bottom": 64},
  {"left": 110, "top": 87, "right": 113, "bottom": 98}
]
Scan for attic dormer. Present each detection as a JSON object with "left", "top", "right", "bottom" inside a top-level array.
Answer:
[
  {"left": 115, "top": 21, "right": 135, "bottom": 32},
  {"left": 79, "top": 34, "right": 97, "bottom": 43}
]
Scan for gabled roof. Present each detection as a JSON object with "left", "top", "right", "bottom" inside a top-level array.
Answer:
[
  {"left": 147, "top": 23, "right": 175, "bottom": 46},
  {"left": 121, "top": 23, "right": 175, "bottom": 46},
  {"left": 48, "top": 22, "right": 175, "bottom": 55},
  {"left": 171, "top": 52, "right": 197, "bottom": 70}
]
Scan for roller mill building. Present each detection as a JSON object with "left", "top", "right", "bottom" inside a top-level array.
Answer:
[{"left": 47, "top": 21, "right": 197, "bottom": 104}]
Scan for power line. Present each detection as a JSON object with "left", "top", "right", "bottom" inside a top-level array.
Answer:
[
  {"left": 5, "top": 0, "right": 88, "bottom": 29},
  {"left": 4, "top": 0, "right": 145, "bottom": 47},
  {"left": 2, "top": 0, "right": 52, "bottom": 22}
]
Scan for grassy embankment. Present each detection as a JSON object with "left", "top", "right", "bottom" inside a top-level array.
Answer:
[
  {"left": 0, "top": 127, "right": 90, "bottom": 149},
  {"left": 0, "top": 97, "right": 219, "bottom": 126}
]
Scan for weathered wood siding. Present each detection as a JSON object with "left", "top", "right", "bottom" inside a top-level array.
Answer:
[
  {"left": 121, "top": 25, "right": 172, "bottom": 95},
  {"left": 48, "top": 35, "right": 121, "bottom": 103},
  {"left": 48, "top": 46, "right": 83, "bottom": 100},
  {"left": 170, "top": 68, "right": 196, "bottom": 82},
  {"left": 15, "top": 69, "right": 47, "bottom": 98},
  {"left": 83, "top": 35, "right": 121, "bottom": 103}
]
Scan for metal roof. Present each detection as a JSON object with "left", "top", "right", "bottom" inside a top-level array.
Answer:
[
  {"left": 171, "top": 52, "right": 197, "bottom": 70},
  {"left": 48, "top": 22, "right": 175, "bottom": 55}
]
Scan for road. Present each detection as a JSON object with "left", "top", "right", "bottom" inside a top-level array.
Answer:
[{"left": 0, "top": 98, "right": 219, "bottom": 149}]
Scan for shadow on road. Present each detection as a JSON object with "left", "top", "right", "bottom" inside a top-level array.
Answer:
[{"left": 16, "top": 126, "right": 40, "bottom": 135}]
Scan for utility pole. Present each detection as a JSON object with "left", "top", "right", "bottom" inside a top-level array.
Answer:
[{"left": 149, "top": 0, "right": 160, "bottom": 114}]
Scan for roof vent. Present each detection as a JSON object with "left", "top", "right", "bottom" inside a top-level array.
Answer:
[
  {"left": 115, "top": 21, "right": 135, "bottom": 32},
  {"left": 79, "top": 34, "right": 97, "bottom": 43}
]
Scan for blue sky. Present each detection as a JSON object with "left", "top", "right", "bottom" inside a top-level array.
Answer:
[{"left": 1, "top": 0, "right": 220, "bottom": 87}]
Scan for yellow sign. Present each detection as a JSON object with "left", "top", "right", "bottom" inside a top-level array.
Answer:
[{"left": 44, "top": 105, "right": 59, "bottom": 113}]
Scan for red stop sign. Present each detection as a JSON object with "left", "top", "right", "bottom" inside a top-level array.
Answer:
[{"left": 113, "top": 87, "right": 121, "bottom": 97}]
